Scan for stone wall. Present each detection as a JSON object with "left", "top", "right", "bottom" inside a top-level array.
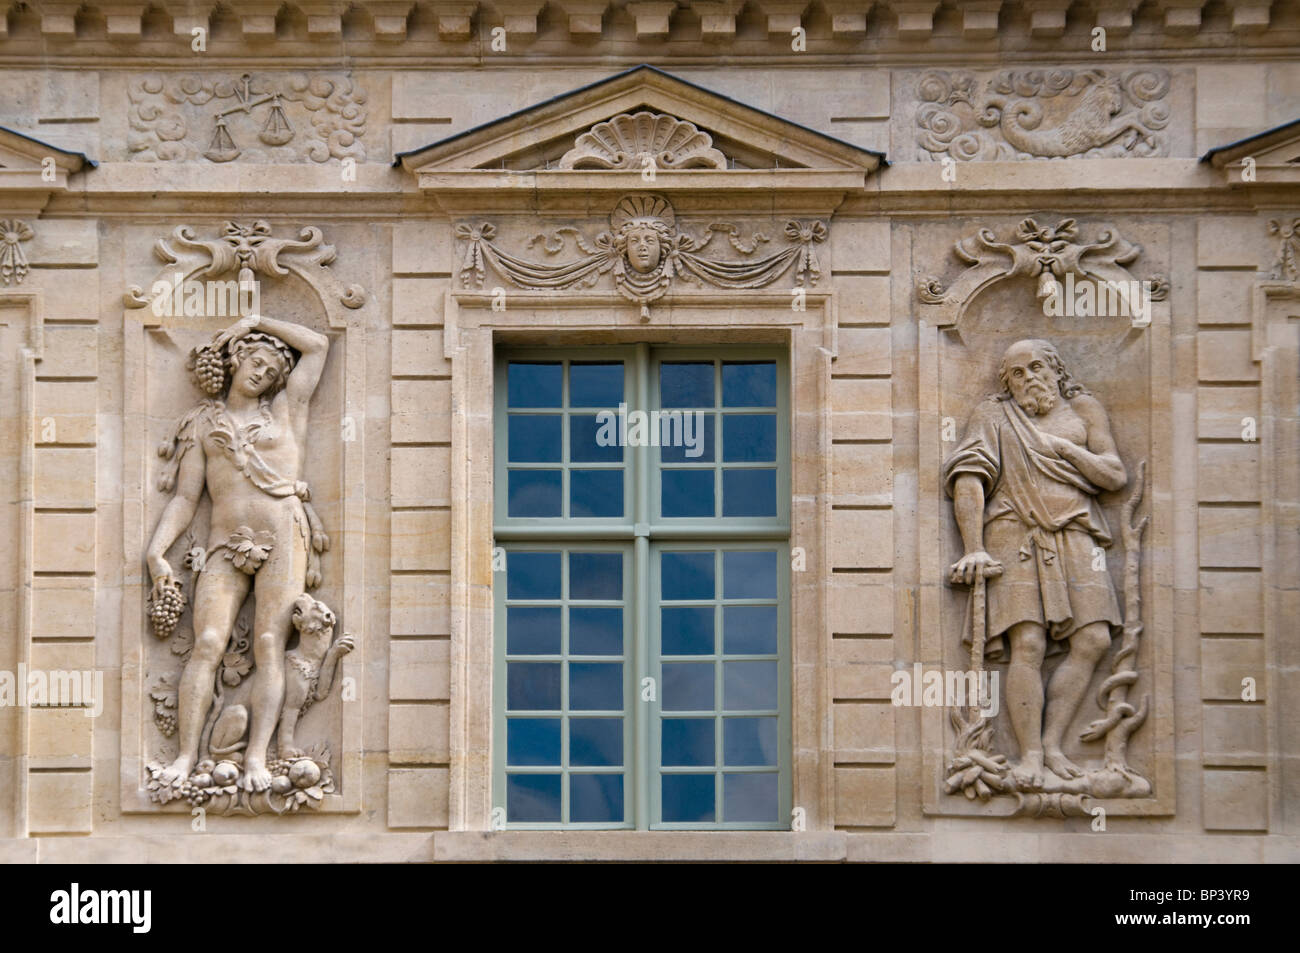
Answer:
[{"left": 0, "top": 0, "right": 1296, "bottom": 862}]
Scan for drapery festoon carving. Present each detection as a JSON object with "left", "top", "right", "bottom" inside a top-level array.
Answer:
[
  {"left": 137, "top": 222, "right": 359, "bottom": 815},
  {"left": 456, "top": 193, "right": 826, "bottom": 319}
]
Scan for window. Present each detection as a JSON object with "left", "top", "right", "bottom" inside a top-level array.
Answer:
[{"left": 493, "top": 346, "right": 791, "bottom": 829}]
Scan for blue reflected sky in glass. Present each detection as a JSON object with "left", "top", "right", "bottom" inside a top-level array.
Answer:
[
  {"left": 723, "top": 606, "right": 778, "bottom": 655},
  {"left": 507, "top": 661, "right": 561, "bottom": 710},
  {"left": 661, "top": 606, "right": 714, "bottom": 655},
  {"left": 662, "top": 469, "right": 713, "bottom": 518},
  {"left": 507, "top": 717, "right": 561, "bottom": 766},
  {"left": 721, "top": 468, "right": 776, "bottom": 517},
  {"left": 662, "top": 662, "right": 715, "bottom": 711},
  {"left": 723, "top": 717, "right": 777, "bottom": 767},
  {"left": 508, "top": 363, "right": 562, "bottom": 408},
  {"left": 506, "top": 773, "right": 561, "bottom": 822},
  {"left": 661, "top": 551, "right": 715, "bottom": 600},
  {"left": 722, "top": 361, "right": 776, "bottom": 407},
  {"left": 661, "top": 719, "right": 714, "bottom": 766},
  {"left": 508, "top": 414, "right": 562, "bottom": 462},
  {"left": 569, "top": 718, "right": 623, "bottom": 767},
  {"left": 570, "top": 773, "right": 624, "bottom": 823},
  {"left": 569, "top": 552, "right": 622, "bottom": 600},
  {"left": 569, "top": 607, "right": 622, "bottom": 656},
  {"left": 723, "top": 773, "right": 778, "bottom": 822},
  {"left": 506, "top": 606, "right": 561, "bottom": 655},
  {"left": 721, "top": 414, "right": 776, "bottom": 463},
  {"left": 660, "top": 413, "right": 715, "bottom": 463},
  {"left": 569, "top": 363, "right": 624, "bottom": 407},
  {"left": 506, "top": 551, "right": 562, "bottom": 600},
  {"left": 723, "top": 661, "right": 778, "bottom": 710},
  {"left": 569, "top": 414, "right": 622, "bottom": 463},
  {"left": 570, "top": 469, "right": 623, "bottom": 518},
  {"left": 723, "top": 550, "right": 778, "bottom": 599},
  {"left": 508, "top": 470, "right": 561, "bottom": 518},
  {"left": 569, "top": 662, "right": 622, "bottom": 710},
  {"left": 660, "top": 362, "right": 715, "bottom": 408},
  {"left": 662, "top": 774, "right": 715, "bottom": 822}
]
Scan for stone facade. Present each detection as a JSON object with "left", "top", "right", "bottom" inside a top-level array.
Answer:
[{"left": 0, "top": 0, "right": 1297, "bottom": 862}]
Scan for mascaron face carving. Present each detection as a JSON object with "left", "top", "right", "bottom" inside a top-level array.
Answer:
[{"left": 456, "top": 193, "right": 826, "bottom": 320}]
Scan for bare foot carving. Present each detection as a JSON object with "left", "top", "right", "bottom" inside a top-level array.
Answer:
[
  {"left": 1045, "top": 748, "right": 1084, "bottom": 779},
  {"left": 241, "top": 758, "right": 273, "bottom": 792},
  {"left": 1011, "top": 753, "right": 1044, "bottom": 791},
  {"left": 159, "top": 756, "right": 193, "bottom": 787}
]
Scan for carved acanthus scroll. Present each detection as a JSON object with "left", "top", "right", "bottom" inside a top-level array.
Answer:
[{"left": 457, "top": 193, "right": 825, "bottom": 319}]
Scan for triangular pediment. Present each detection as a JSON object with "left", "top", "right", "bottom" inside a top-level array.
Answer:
[
  {"left": 1201, "top": 118, "right": 1300, "bottom": 185},
  {"left": 396, "top": 65, "right": 884, "bottom": 177},
  {"left": 0, "top": 126, "right": 94, "bottom": 199}
]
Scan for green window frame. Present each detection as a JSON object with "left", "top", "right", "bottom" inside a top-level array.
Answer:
[{"left": 493, "top": 344, "right": 791, "bottom": 830}]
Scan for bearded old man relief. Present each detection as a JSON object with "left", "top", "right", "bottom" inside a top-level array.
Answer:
[{"left": 942, "top": 339, "right": 1128, "bottom": 789}]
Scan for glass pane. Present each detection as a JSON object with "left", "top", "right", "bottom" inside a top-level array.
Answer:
[
  {"left": 570, "top": 469, "right": 623, "bottom": 518},
  {"left": 569, "top": 552, "right": 622, "bottom": 600},
  {"left": 569, "top": 607, "right": 623, "bottom": 656},
  {"left": 661, "top": 551, "right": 715, "bottom": 600},
  {"left": 569, "top": 414, "right": 623, "bottom": 463},
  {"left": 660, "top": 412, "right": 714, "bottom": 463},
  {"left": 721, "top": 468, "right": 776, "bottom": 517},
  {"left": 570, "top": 773, "right": 624, "bottom": 823},
  {"left": 569, "top": 662, "right": 622, "bottom": 710},
  {"left": 723, "top": 661, "right": 778, "bottom": 710},
  {"left": 506, "top": 773, "right": 561, "bottom": 822},
  {"left": 660, "top": 362, "right": 715, "bottom": 408},
  {"left": 722, "top": 361, "right": 776, "bottom": 407},
  {"left": 569, "top": 718, "right": 623, "bottom": 767},
  {"left": 508, "top": 363, "right": 562, "bottom": 408},
  {"left": 506, "top": 551, "right": 562, "bottom": 600},
  {"left": 508, "top": 414, "right": 562, "bottom": 462},
  {"left": 723, "top": 606, "right": 778, "bottom": 655},
  {"left": 662, "top": 469, "right": 714, "bottom": 518},
  {"left": 662, "top": 662, "right": 715, "bottom": 711},
  {"left": 723, "top": 773, "right": 778, "bottom": 822},
  {"left": 723, "top": 550, "right": 778, "bottom": 600},
  {"left": 662, "top": 774, "right": 715, "bottom": 822},
  {"left": 506, "top": 606, "right": 561, "bottom": 655},
  {"left": 507, "top": 662, "right": 561, "bottom": 710},
  {"left": 508, "top": 470, "right": 562, "bottom": 518},
  {"left": 723, "top": 717, "right": 778, "bottom": 766},
  {"left": 722, "top": 414, "right": 776, "bottom": 463},
  {"left": 661, "top": 606, "right": 714, "bottom": 655},
  {"left": 661, "top": 719, "right": 715, "bottom": 766},
  {"left": 506, "top": 717, "right": 561, "bottom": 766},
  {"left": 569, "top": 362, "right": 624, "bottom": 407}
]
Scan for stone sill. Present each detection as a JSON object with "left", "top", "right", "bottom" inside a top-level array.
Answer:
[{"left": 3, "top": 832, "right": 1297, "bottom": 863}]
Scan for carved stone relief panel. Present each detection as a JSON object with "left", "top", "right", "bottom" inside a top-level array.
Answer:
[
  {"left": 914, "top": 216, "right": 1175, "bottom": 818},
  {"left": 127, "top": 73, "right": 368, "bottom": 163},
  {"left": 121, "top": 221, "right": 366, "bottom": 816},
  {"left": 455, "top": 192, "right": 826, "bottom": 319},
  {"left": 907, "top": 68, "right": 1180, "bottom": 161}
]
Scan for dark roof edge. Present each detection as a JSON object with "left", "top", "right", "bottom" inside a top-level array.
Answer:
[
  {"left": 0, "top": 125, "right": 97, "bottom": 169},
  {"left": 1199, "top": 117, "right": 1300, "bottom": 165},
  {"left": 393, "top": 63, "right": 886, "bottom": 168}
]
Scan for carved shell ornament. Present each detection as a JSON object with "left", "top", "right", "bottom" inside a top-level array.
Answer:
[
  {"left": 560, "top": 112, "right": 727, "bottom": 171},
  {"left": 456, "top": 193, "right": 826, "bottom": 320}
]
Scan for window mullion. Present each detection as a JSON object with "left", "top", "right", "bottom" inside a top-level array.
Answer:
[{"left": 633, "top": 342, "right": 651, "bottom": 830}]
